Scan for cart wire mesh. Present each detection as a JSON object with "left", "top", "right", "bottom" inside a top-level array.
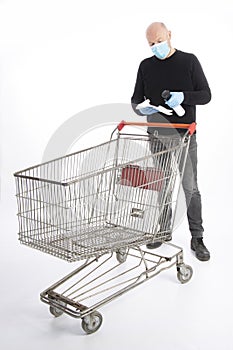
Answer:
[{"left": 14, "top": 134, "right": 186, "bottom": 262}]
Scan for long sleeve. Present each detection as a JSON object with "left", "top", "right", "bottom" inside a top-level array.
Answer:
[
  {"left": 131, "top": 50, "right": 211, "bottom": 128},
  {"left": 183, "top": 55, "right": 211, "bottom": 105},
  {"left": 131, "top": 64, "right": 145, "bottom": 116}
]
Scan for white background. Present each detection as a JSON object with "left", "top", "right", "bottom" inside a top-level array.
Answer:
[{"left": 1, "top": 0, "right": 233, "bottom": 349}]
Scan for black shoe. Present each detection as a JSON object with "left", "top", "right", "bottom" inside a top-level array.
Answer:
[
  {"left": 191, "top": 237, "right": 210, "bottom": 261},
  {"left": 146, "top": 241, "right": 163, "bottom": 249},
  {"left": 146, "top": 234, "right": 172, "bottom": 249}
]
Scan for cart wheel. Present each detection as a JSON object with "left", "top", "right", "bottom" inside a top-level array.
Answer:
[
  {"left": 49, "top": 301, "right": 67, "bottom": 318},
  {"left": 116, "top": 248, "right": 127, "bottom": 263},
  {"left": 177, "top": 264, "right": 193, "bottom": 284},
  {"left": 81, "top": 311, "right": 103, "bottom": 334}
]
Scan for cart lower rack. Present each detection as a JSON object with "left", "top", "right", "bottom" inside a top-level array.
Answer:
[{"left": 14, "top": 121, "right": 195, "bottom": 334}]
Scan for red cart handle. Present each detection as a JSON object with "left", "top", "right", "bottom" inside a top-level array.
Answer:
[{"left": 117, "top": 120, "right": 196, "bottom": 136}]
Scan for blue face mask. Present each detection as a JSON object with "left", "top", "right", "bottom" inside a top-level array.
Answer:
[{"left": 151, "top": 40, "right": 170, "bottom": 60}]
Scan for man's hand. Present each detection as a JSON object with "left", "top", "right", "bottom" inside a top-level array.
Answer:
[
  {"left": 165, "top": 92, "right": 184, "bottom": 108},
  {"left": 138, "top": 106, "right": 159, "bottom": 115},
  {"left": 136, "top": 99, "right": 173, "bottom": 116}
]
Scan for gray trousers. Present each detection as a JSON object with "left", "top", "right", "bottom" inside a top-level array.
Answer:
[
  {"left": 149, "top": 133, "right": 204, "bottom": 238},
  {"left": 182, "top": 134, "right": 204, "bottom": 238}
]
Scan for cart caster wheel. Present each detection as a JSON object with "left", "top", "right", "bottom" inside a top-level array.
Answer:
[
  {"left": 116, "top": 248, "right": 127, "bottom": 263},
  {"left": 81, "top": 311, "right": 103, "bottom": 334},
  {"left": 177, "top": 264, "right": 193, "bottom": 284},
  {"left": 49, "top": 301, "right": 67, "bottom": 318}
]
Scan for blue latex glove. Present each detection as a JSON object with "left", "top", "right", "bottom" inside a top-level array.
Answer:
[
  {"left": 165, "top": 92, "right": 184, "bottom": 108},
  {"left": 139, "top": 106, "right": 159, "bottom": 115}
]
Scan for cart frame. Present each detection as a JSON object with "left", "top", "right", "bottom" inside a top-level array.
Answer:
[{"left": 14, "top": 121, "right": 196, "bottom": 334}]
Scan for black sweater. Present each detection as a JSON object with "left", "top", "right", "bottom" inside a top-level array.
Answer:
[{"left": 131, "top": 50, "right": 211, "bottom": 134}]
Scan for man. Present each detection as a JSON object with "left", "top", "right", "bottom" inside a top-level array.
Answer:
[{"left": 131, "top": 22, "right": 211, "bottom": 261}]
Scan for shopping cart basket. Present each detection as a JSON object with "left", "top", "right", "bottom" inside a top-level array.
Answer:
[{"left": 14, "top": 121, "right": 195, "bottom": 334}]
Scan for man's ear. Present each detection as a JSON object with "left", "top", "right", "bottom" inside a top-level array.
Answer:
[{"left": 168, "top": 30, "right": 172, "bottom": 40}]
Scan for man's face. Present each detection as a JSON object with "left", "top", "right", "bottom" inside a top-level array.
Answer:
[{"left": 146, "top": 27, "right": 171, "bottom": 48}]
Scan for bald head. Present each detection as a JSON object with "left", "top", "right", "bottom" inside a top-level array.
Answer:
[
  {"left": 145, "top": 22, "right": 175, "bottom": 59},
  {"left": 146, "top": 22, "right": 171, "bottom": 46}
]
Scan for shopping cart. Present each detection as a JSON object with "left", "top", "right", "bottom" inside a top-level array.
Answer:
[{"left": 14, "top": 121, "right": 195, "bottom": 334}]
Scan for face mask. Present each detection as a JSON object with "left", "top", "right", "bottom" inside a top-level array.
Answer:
[{"left": 151, "top": 40, "right": 170, "bottom": 60}]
